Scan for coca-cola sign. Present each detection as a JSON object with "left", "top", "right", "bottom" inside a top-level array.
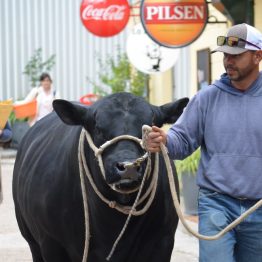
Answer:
[
  {"left": 80, "top": 0, "right": 130, "bottom": 37},
  {"left": 141, "top": 0, "right": 208, "bottom": 48}
]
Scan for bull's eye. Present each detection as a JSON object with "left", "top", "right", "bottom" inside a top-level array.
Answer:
[
  {"left": 93, "top": 127, "right": 105, "bottom": 146},
  {"left": 94, "top": 126, "right": 103, "bottom": 138},
  {"left": 95, "top": 126, "right": 101, "bottom": 134}
]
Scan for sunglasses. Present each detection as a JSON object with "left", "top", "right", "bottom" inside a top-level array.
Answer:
[{"left": 217, "top": 36, "right": 261, "bottom": 50}]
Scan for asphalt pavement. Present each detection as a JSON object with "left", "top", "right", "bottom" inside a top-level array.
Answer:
[{"left": 0, "top": 148, "right": 199, "bottom": 262}]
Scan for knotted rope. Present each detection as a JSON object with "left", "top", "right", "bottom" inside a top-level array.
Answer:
[
  {"left": 142, "top": 125, "right": 262, "bottom": 241},
  {"left": 78, "top": 128, "right": 159, "bottom": 261}
]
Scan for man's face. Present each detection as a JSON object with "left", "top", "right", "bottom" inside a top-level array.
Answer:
[{"left": 223, "top": 51, "right": 259, "bottom": 82}]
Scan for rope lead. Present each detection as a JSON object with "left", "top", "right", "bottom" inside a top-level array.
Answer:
[
  {"left": 79, "top": 124, "right": 262, "bottom": 262},
  {"left": 142, "top": 125, "right": 262, "bottom": 241},
  {"left": 78, "top": 128, "right": 159, "bottom": 262}
]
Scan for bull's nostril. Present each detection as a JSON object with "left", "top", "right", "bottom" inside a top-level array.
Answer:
[
  {"left": 116, "top": 163, "right": 125, "bottom": 172},
  {"left": 116, "top": 162, "right": 143, "bottom": 173}
]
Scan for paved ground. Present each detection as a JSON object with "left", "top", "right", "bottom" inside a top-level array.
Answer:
[
  {"left": 0, "top": 150, "right": 199, "bottom": 262},
  {"left": 0, "top": 157, "right": 32, "bottom": 262}
]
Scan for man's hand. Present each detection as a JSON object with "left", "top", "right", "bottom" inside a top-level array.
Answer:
[{"left": 145, "top": 126, "right": 167, "bottom": 152}]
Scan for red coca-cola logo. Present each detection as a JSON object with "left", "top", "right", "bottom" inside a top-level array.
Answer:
[{"left": 80, "top": 0, "right": 130, "bottom": 37}]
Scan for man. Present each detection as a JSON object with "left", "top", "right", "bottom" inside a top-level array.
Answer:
[{"left": 145, "top": 23, "right": 262, "bottom": 262}]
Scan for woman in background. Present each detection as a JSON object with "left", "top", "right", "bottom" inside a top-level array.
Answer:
[
  {"left": 34, "top": 73, "right": 58, "bottom": 123},
  {"left": 16, "top": 73, "right": 59, "bottom": 126}
]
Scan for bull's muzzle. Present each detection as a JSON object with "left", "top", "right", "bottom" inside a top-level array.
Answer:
[
  {"left": 116, "top": 161, "right": 142, "bottom": 181},
  {"left": 112, "top": 161, "right": 143, "bottom": 191}
]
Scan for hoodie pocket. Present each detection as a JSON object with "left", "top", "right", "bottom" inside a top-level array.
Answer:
[{"left": 205, "top": 154, "right": 262, "bottom": 198}]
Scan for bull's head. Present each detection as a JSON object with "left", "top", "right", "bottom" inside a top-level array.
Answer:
[{"left": 53, "top": 93, "right": 188, "bottom": 197}]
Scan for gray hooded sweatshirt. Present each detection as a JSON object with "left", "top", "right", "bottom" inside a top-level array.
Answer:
[{"left": 167, "top": 72, "right": 262, "bottom": 199}]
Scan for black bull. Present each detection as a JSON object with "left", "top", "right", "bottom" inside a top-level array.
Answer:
[{"left": 12, "top": 92, "right": 189, "bottom": 262}]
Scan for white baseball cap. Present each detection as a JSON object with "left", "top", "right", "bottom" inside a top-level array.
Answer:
[{"left": 212, "top": 23, "right": 262, "bottom": 55}]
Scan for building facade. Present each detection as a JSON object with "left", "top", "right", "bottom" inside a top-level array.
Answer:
[
  {"left": 150, "top": 0, "right": 262, "bottom": 105},
  {"left": 0, "top": 0, "right": 129, "bottom": 101},
  {"left": 1, "top": 1, "right": 262, "bottom": 105}
]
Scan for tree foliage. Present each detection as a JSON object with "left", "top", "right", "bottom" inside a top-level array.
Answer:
[
  {"left": 88, "top": 50, "right": 149, "bottom": 97},
  {"left": 175, "top": 148, "right": 201, "bottom": 178},
  {"left": 23, "top": 48, "right": 56, "bottom": 87}
]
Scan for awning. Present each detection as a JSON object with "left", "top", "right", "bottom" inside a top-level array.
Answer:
[{"left": 211, "top": 0, "right": 254, "bottom": 25}]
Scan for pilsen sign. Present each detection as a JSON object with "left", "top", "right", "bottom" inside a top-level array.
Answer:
[
  {"left": 80, "top": 0, "right": 130, "bottom": 37},
  {"left": 141, "top": 0, "right": 208, "bottom": 48}
]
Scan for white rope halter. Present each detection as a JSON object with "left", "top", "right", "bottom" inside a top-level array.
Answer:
[
  {"left": 78, "top": 128, "right": 159, "bottom": 261},
  {"left": 84, "top": 130, "right": 149, "bottom": 194}
]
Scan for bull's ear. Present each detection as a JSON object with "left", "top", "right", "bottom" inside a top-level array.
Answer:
[
  {"left": 154, "top": 97, "right": 189, "bottom": 126},
  {"left": 53, "top": 99, "right": 92, "bottom": 126}
]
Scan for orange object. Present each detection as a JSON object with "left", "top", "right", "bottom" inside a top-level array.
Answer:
[
  {"left": 0, "top": 99, "right": 13, "bottom": 129},
  {"left": 13, "top": 100, "right": 37, "bottom": 119},
  {"left": 142, "top": 0, "right": 208, "bottom": 47},
  {"left": 80, "top": 94, "right": 99, "bottom": 106}
]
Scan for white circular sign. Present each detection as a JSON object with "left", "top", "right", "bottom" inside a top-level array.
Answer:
[{"left": 126, "top": 23, "right": 180, "bottom": 74}]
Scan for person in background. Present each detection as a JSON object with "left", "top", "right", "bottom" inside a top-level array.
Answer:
[
  {"left": 144, "top": 23, "right": 262, "bottom": 262},
  {"left": 16, "top": 72, "right": 59, "bottom": 126},
  {"left": 0, "top": 121, "right": 12, "bottom": 204},
  {"left": 35, "top": 73, "right": 59, "bottom": 123}
]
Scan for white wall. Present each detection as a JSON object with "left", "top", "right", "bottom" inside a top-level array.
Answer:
[
  {"left": 0, "top": 0, "right": 129, "bottom": 101},
  {"left": 173, "top": 4, "right": 229, "bottom": 99},
  {"left": 254, "top": 0, "right": 262, "bottom": 71}
]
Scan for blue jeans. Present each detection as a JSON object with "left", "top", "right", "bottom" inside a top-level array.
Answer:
[{"left": 198, "top": 188, "right": 262, "bottom": 262}]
